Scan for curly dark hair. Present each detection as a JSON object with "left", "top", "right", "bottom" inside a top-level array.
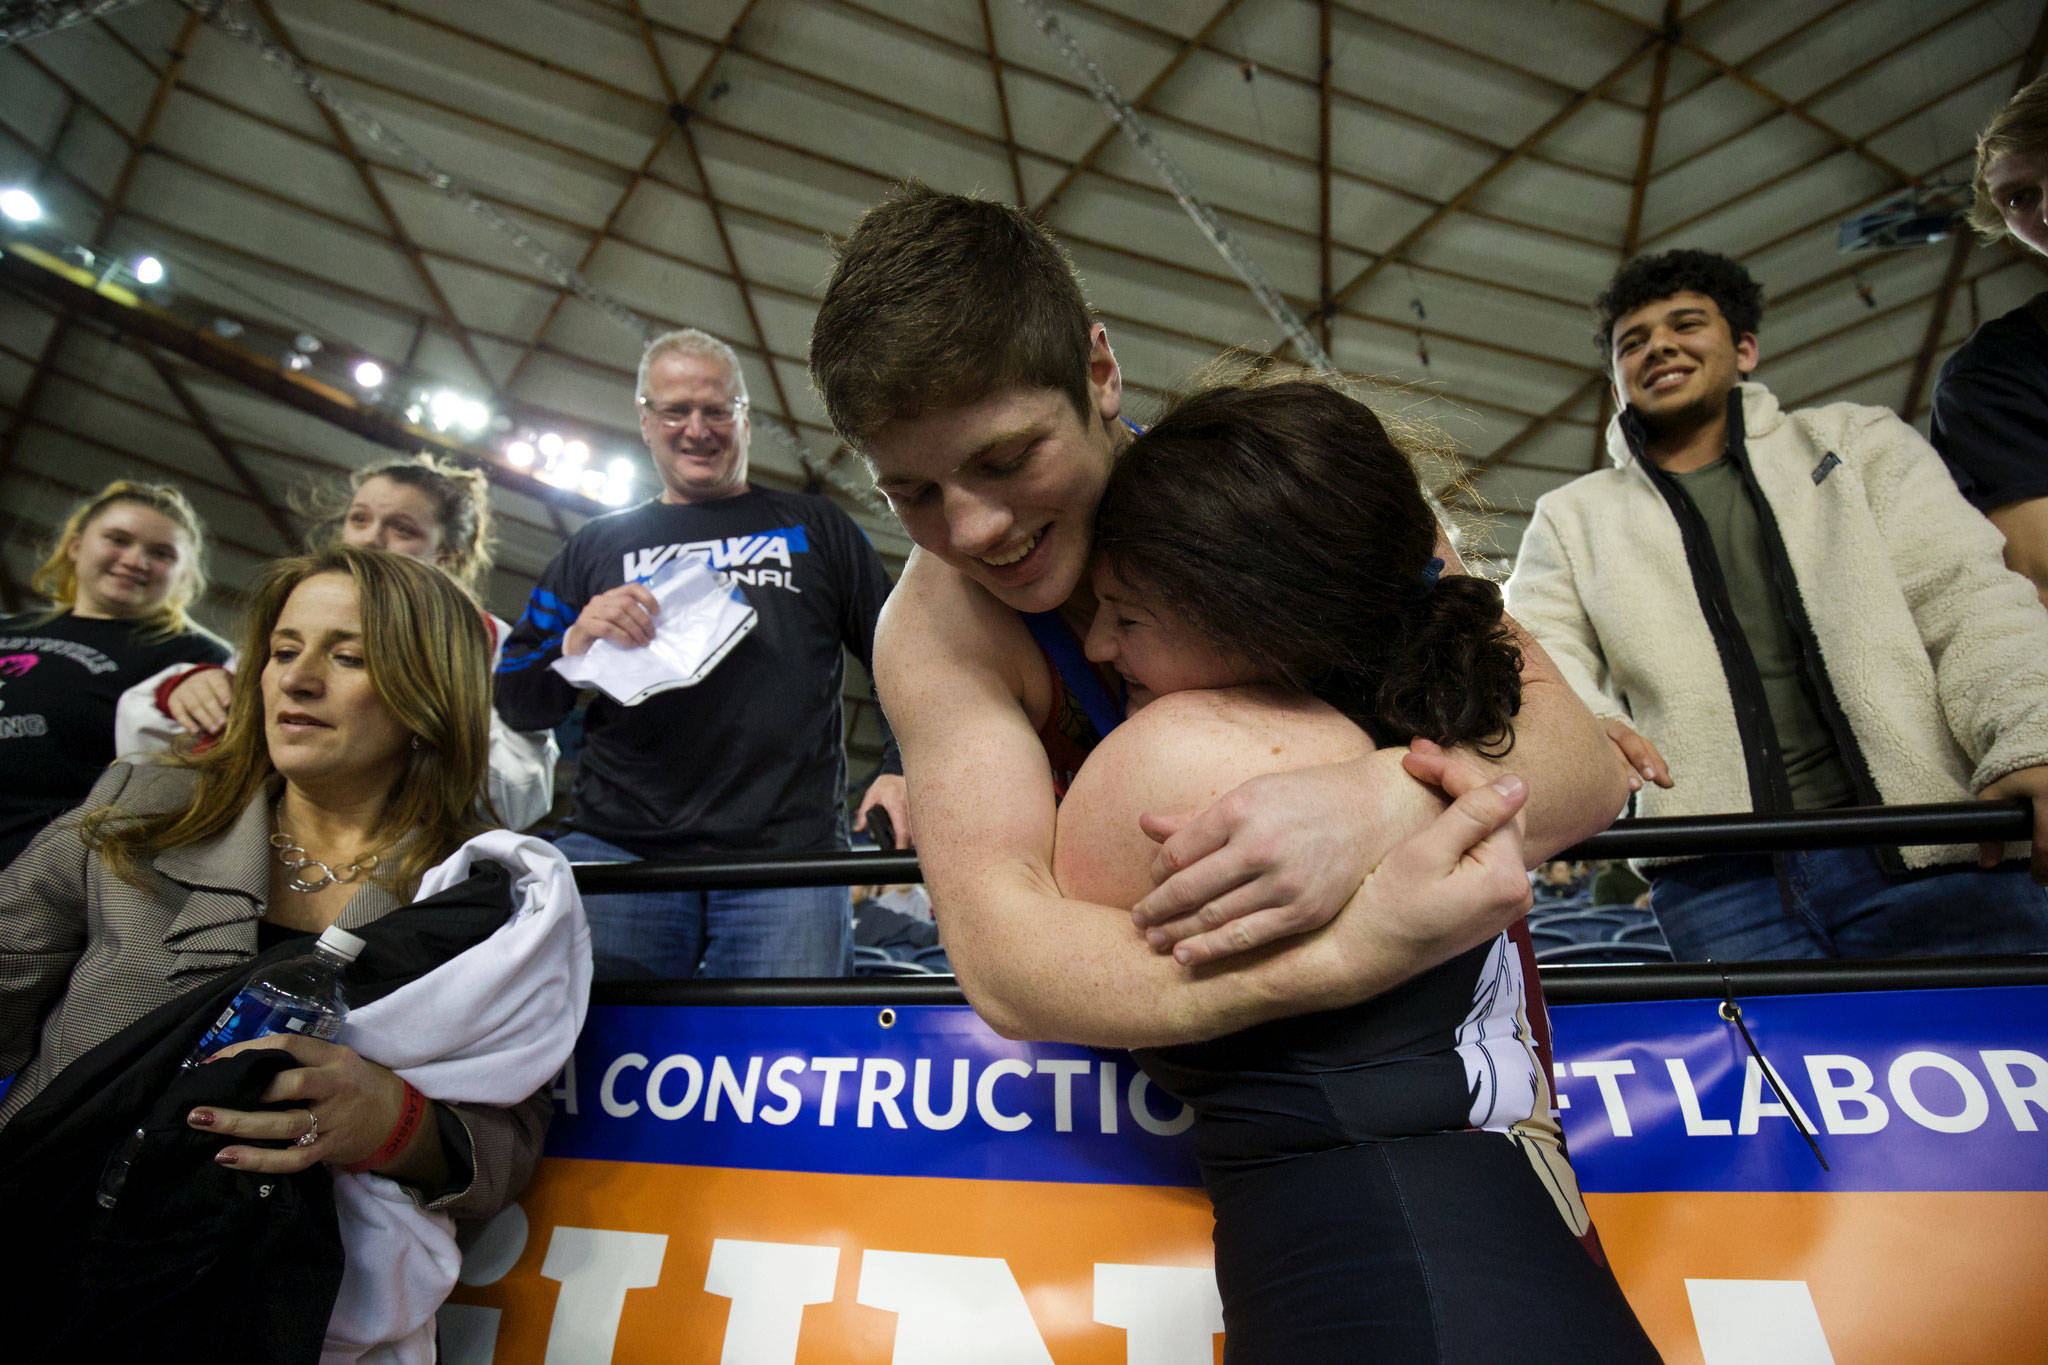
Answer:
[
  {"left": 1094, "top": 379, "right": 1521, "bottom": 757},
  {"left": 1592, "top": 249, "right": 1764, "bottom": 354}
]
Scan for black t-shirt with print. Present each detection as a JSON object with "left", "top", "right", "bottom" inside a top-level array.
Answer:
[
  {"left": 0, "top": 610, "right": 229, "bottom": 866},
  {"left": 495, "top": 487, "right": 900, "bottom": 858}
]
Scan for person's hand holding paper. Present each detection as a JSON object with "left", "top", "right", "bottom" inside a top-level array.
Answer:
[{"left": 552, "top": 556, "right": 757, "bottom": 705}]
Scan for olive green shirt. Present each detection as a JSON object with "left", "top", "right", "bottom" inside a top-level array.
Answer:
[{"left": 1669, "top": 457, "right": 1855, "bottom": 811}]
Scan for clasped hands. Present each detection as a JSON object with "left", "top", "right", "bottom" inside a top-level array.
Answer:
[{"left": 1128, "top": 738, "right": 1535, "bottom": 969}]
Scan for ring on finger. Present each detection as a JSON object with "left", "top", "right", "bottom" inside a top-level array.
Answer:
[{"left": 295, "top": 1108, "right": 320, "bottom": 1148}]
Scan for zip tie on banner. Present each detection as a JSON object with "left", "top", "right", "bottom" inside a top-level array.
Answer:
[
  {"left": 1718, "top": 970, "right": 1829, "bottom": 1172},
  {"left": 1013, "top": 0, "right": 1457, "bottom": 538},
  {"left": 180, "top": 1, "right": 879, "bottom": 507}
]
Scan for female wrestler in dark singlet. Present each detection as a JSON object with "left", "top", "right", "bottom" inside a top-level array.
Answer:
[{"left": 1050, "top": 377, "right": 1660, "bottom": 1363}]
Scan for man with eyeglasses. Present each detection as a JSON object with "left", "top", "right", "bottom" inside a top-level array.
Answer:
[{"left": 498, "top": 328, "right": 908, "bottom": 981}]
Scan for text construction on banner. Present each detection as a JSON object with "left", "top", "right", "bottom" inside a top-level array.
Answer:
[{"left": 445, "top": 985, "right": 2048, "bottom": 1363}]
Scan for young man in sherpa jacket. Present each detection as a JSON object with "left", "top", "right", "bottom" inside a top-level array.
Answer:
[{"left": 1505, "top": 249, "right": 2048, "bottom": 962}]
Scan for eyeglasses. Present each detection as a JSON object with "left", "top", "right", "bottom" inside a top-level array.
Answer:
[{"left": 642, "top": 398, "right": 747, "bottom": 430}]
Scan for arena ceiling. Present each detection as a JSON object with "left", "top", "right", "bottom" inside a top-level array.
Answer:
[{"left": 2, "top": 0, "right": 2044, "bottom": 634}]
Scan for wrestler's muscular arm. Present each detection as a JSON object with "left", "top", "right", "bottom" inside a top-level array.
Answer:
[{"left": 879, "top": 559, "right": 1532, "bottom": 1049}]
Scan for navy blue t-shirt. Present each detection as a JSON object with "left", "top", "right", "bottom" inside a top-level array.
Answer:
[
  {"left": 495, "top": 487, "right": 899, "bottom": 858},
  {"left": 1932, "top": 293, "right": 2048, "bottom": 514}
]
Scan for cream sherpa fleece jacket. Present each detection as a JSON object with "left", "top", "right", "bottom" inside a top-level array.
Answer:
[{"left": 1505, "top": 382, "right": 2048, "bottom": 869}]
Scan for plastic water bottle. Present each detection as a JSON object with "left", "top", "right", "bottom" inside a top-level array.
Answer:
[
  {"left": 96, "top": 925, "right": 366, "bottom": 1209},
  {"left": 182, "top": 925, "right": 365, "bottom": 1065}
]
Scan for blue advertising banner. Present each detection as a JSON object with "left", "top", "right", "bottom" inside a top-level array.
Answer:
[
  {"left": 451, "top": 984, "right": 2048, "bottom": 1362},
  {"left": 551, "top": 1003, "right": 1201, "bottom": 1185},
  {"left": 1550, "top": 984, "right": 2048, "bottom": 1193},
  {"left": 549, "top": 986, "right": 2048, "bottom": 1194}
]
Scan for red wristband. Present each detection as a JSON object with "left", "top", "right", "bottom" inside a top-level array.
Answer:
[
  {"left": 344, "top": 1080, "right": 429, "bottom": 1173},
  {"left": 154, "top": 663, "right": 225, "bottom": 717}
]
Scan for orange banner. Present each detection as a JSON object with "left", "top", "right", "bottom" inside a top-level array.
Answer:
[
  {"left": 446, "top": 1165, "right": 2048, "bottom": 1362},
  {"left": 447, "top": 1159, "right": 1220, "bottom": 1362},
  {"left": 1595, "top": 1190, "right": 2048, "bottom": 1365}
]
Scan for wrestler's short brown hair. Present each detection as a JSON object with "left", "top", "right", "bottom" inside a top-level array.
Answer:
[
  {"left": 809, "top": 182, "right": 1094, "bottom": 449},
  {"left": 1970, "top": 74, "right": 2048, "bottom": 239}
]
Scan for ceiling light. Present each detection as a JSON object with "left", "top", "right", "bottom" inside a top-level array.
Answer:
[
  {"left": 132, "top": 255, "right": 164, "bottom": 285},
  {"left": 294, "top": 333, "right": 322, "bottom": 354},
  {"left": 0, "top": 188, "right": 42, "bottom": 223},
  {"left": 505, "top": 440, "right": 536, "bottom": 468},
  {"left": 601, "top": 480, "right": 633, "bottom": 507},
  {"left": 536, "top": 431, "right": 564, "bottom": 459},
  {"left": 578, "top": 469, "right": 606, "bottom": 498},
  {"left": 353, "top": 360, "right": 385, "bottom": 389},
  {"left": 284, "top": 352, "right": 311, "bottom": 372},
  {"left": 561, "top": 439, "right": 590, "bottom": 467},
  {"left": 428, "top": 390, "right": 491, "bottom": 436},
  {"left": 608, "top": 457, "right": 635, "bottom": 481}
]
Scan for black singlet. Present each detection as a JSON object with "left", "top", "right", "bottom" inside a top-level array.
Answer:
[{"left": 1027, "top": 608, "right": 1658, "bottom": 1362}]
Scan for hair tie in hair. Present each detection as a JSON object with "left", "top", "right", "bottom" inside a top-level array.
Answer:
[{"left": 1417, "top": 556, "right": 1445, "bottom": 600}]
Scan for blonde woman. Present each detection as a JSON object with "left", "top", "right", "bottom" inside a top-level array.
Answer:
[
  {"left": 119, "top": 455, "right": 559, "bottom": 828},
  {"left": 0, "top": 481, "right": 229, "bottom": 867},
  {"left": 0, "top": 545, "right": 588, "bottom": 1357}
]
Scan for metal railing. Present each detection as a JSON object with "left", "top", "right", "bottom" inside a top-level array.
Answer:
[
  {"left": 571, "top": 800, "right": 2033, "bottom": 895},
  {"left": 572, "top": 799, "right": 2046, "bottom": 1008}
]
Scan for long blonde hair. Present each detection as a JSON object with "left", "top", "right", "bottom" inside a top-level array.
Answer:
[
  {"left": 83, "top": 546, "right": 494, "bottom": 894},
  {"left": 31, "top": 480, "right": 210, "bottom": 639}
]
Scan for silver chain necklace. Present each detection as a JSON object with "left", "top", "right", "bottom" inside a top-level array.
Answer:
[{"left": 270, "top": 830, "right": 381, "bottom": 893}]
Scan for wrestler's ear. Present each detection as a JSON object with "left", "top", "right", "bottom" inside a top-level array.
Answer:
[{"left": 1087, "top": 323, "right": 1123, "bottom": 424}]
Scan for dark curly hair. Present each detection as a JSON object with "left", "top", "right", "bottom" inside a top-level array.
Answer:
[
  {"left": 1592, "top": 249, "right": 1764, "bottom": 354},
  {"left": 1093, "top": 378, "right": 1521, "bottom": 757}
]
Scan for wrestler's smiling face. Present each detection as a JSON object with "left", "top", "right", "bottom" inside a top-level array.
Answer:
[
  {"left": 1083, "top": 561, "right": 1264, "bottom": 712},
  {"left": 863, "top": 326, "right": 1125, "bottom": 614}
]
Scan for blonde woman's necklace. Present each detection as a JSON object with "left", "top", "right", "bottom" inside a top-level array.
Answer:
[{"left": 270, "top": 822, "right": 382, "bottom": 893}]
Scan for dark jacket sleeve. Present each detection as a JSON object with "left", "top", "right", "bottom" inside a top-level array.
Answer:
[
  {"left": 494, "top": 545, "right": 589, "bottom": 734},
  {"left": 418, "top": 1087, "right": 552, "bottom": 1223},
  {"left": 830, "top": 503, "right": 903, "bottom": 776},
  {"left": 166, "top": 626, "right": 233, "bottom": 670}
]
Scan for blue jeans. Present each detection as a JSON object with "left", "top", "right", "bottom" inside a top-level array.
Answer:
[
  {"left": 1647, "top": 847, "right": 2048, "bottom": 961},
  {"left": 553, "top": 829, "right": 853, "bottom": 982}
]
